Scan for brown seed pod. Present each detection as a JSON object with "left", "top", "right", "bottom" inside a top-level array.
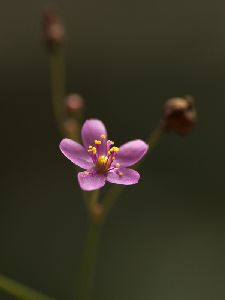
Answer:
[{"left": 162, "top": 95, "right": 197, "bottom": 135}]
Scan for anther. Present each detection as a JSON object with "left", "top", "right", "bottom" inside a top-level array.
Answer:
[
  {"left": 84, "top": 171, "right": 90, "bottom": 175},
  {"left": 110, "top": 147, "right": 119, "bottom": 153},
  {"left": 107, "top": 140, "right": 114, "bottom": 145},
  {"left": 95, "top": 140, "right": 101, "bottom": 145},
  {"left": 101, "top": 134, "right": 106, "bottom": 139},
  {"left": 119, "top": 172, "right": 123, "bottom": 177},
  {"left": 116, "top": 163, "right": 120, "bottom": 168}
]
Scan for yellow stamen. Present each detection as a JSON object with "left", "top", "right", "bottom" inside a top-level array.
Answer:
[
  {"left": 95, "top": 140, "right": 101, "bottom": 145},
  {"left": 116, "top": 163, "right": 120, "bottom": 168},
  {"left": 110, "top": 146, "right": 119, "bottom": 153},
  {"left": 101, "top": 134, "right": 106, "bottom": 139},
  {"left": 84, "top": 171, "right": 90, "bottom": 175},
  {"left": 88, "top": 146, "right": 97, "bottom": 154},
  {"left": 119, "top": 172, "right": 123, "bottom": 176},
  {"left": 107, "top": 140, "right": 114, "bottom": 144}
]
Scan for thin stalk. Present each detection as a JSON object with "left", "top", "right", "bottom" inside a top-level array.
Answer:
[
  {"left": 83, "top": 190, "right": 99, "bottom": 213},
  {"left": 89, "top": 190, "right": 99, "bottom": 208},
  {"left": 146, "top": 126, "right": 163, "bottom": 149},
  {"left": 76, "top": 220, "right": 102, "bottom": 300},
  {"left": 0, "top": 274, "right": 55, "bottom": 300},
  {"left": 102, "top": 125, "right": 164, "bottom": 219},
  {"left": 76, "top": 126, "right": 163, "bottom": 299},
  {"left": 49, "top": 46, "right": 66, "bottom": 134},
  {"left": 101, "top": 185, "right": 123, "bottom": 222}
]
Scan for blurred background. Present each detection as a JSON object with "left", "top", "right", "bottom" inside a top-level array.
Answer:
[{"left": 1, "top": 0, "right": 225, "bottom": 299}]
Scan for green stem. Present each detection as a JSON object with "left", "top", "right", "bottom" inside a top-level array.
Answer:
[
  {"left": 102, "top": 125, "right": 164, "bottom": 219},
  {"left": 146, "top": 126, "right": 163, "bottom": 150},
  {"left": 76, "top": 220, "right": 102, "bottom": 300},
  {"left": 0, "top": 274, "right": 55, "bottom": 300},
  {"left": 84, "top": 190, "right": 99, "bottom": 209},
  {"left": 101, "top": 185, "right": 123, "bottom": 221},
  {"left": 76, "top": 126, "right": 163, "bottom": 299},
  {"left": 49, "top": 46, "right": 66, "bottom": 134}
]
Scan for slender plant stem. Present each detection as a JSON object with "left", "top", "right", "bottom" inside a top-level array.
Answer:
[
  {"left": 89, "top": 190, "right": 99, "bottom": 208},
  {"left": 76, "top": 126, "right": 163, "bottom": 299},
  {"left": 102, "top": 125, "right": 164, "bottom": 219},
  {"left": 49, "top": 47, "right": 66, "bottom": 134},
  {"left": 0, "top": 274, "right": 55, "bottom": 300},
  {"left": 76, "top": 219, "right": 102, "bottom": 300},
  {"left": 101, "top": 185, "right": 123, "bottom": 221},
  {"left": 146, "top": 126, "right": 163, "bottom": 149}
]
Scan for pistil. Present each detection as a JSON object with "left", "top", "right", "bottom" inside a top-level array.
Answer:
[{"left": 88, "top": 135, "right": 120, "bottom": 173}]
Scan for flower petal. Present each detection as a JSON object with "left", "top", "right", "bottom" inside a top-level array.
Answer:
[
  {"left": 107, "top": 168, "right": 140, "bottom": 185},
  {"left": 81, "top": 119, "right": 108, "bottom": 153},
  {"left": 60, "top": 138, "right": 93, "bottom": 169},
  {"left": 78, "top": 171, "right": 106, "bottom": 191},
  {"left": 114, "top": 139, "right": 149, "bottom": 167}
]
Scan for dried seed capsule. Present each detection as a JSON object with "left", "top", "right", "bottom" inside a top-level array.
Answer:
[{"left": 162, "top": 95, "right": 197, "bottom": 135}]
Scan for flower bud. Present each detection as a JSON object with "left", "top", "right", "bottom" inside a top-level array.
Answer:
[
  {"left": 63, "top": 118, "right": 80, "bottom": 140},
  {"left": 162, "top": 96, "right": 197, "bottom": 135},
  {"left": 65, "top": 94, "right": 85, "bottom": 113},
  {"left": 42, "top": 7, "right": 65, "bottom": 49},
  {"left": 90, "top": 203, "right": 104, "bottom": 223}
]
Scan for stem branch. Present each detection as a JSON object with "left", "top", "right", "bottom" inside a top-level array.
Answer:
[
  {"left": 76, "top": 220, "right": 102, "bottom": 300},
  {"left": 102, "top": 125, "right": 164, "bottom": 219},
  {"left": 0, "top": 274, "right": 55, "bottom": 300},
  {"left": 49, "top": 47, "right": 66, "bottom": 134}
]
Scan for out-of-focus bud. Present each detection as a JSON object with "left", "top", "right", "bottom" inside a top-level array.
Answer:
[
  {"left": 65, "top": 94, "right": 85, "bottom": 114},
  {"left": 42, "top": 7, "right": 65, "bottom": 49},
  {"left": 90, "top": 203, "right": 104, "bottom": 223},
  {"left": 162, "top": 95, "right": 197, "bottom": 135},
  {"left": 63, "top": 118, "right": 80, "bottom": 140}
]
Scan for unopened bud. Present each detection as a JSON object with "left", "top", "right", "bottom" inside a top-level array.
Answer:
[
  {"left": 63, "top": 118, "right": 80, "bottom": 140},
  {"left": 90, "top": 203, "right": 104, "bottom": 223},
  {"left": 162, "top": 95, "right": 197, "bottom": 135},
  {"left": 65, "top": 94, "right": 85, "bottom": 113},
  {"left": 42, "top": 7, "right": 65, "bottom": 49}
]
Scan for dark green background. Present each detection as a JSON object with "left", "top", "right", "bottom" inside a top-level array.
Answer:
[{"left": 1, "top": 0, "right": 225, "bottom": 299}]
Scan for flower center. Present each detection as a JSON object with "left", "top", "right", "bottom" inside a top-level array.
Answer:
[{"left": 87, "top": 134, "right": 120, "bottom": 173}]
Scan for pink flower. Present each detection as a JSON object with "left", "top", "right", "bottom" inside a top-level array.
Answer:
[{"left": 59, "top": 119, "right": 148, "bottom": 191}]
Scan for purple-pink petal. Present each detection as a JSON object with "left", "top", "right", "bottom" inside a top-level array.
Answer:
[
  {"left": 107, "top": 168, "right": 140, "bottom": 185},
  {"left": 78, "top": 171, "right": 106, "bottom": 191},
  {"left": 114, "top": 139, "right": 149, "bottom": 167},
  {"left": 81, "top": 119, "right": 107, "bottom": 153},
  {"left": 60, "top": 139, "right": 93, "bottom": 169}
]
